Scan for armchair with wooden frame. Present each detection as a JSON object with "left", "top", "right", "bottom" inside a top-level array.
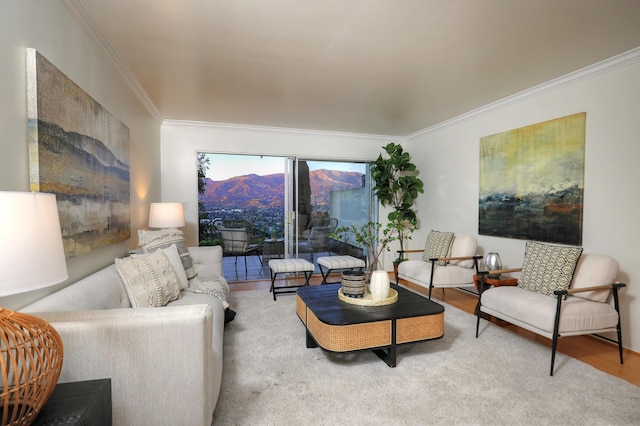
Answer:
[
  {"left": 396, "top": 232, "right": 482, "bottom": 299},
  {"left": 475, "top": 242, "right": 626, "bottom": 376}
]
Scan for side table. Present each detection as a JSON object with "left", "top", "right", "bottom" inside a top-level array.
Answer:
[
  {"left": 33, "top": 379, "right": 112, "bottom": 426},
  {"left": 261, "top": 238, "right": 285, "bottom": 264},
  {"left": 474, "top": 274, "right": 518, "bottom": 321},
  {"left": 473, "top": 274, "right": 518, "bottom": 292}
]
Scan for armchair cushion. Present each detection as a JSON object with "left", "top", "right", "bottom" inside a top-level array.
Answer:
[
  {"left": 571, "top": 253, "right": 619, "bottom": 302},
  {"left": 448, "top": 234, "right": 477, "bottom": 268},
  {"left": 518, "top": 241, "right": 582, "bottom": 297},
  {"left": 481, "top": 286, "right": 620, "bottom": 334},
  {"left": 422, "top": 230, "right": 454, "bottom": 265}
]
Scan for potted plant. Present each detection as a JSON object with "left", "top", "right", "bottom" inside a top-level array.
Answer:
[
  {"left": 370, "top": 142, "right": 424, "bottom": 271},
  {"left": 332, "top": 221, "right": 400, "bottom": 273},
  {"left": 332, "top": 221, "right": 400, "bottom": 300}
]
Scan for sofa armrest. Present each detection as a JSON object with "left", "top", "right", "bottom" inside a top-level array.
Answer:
[
  {"left": 188, "top": 245, "right": 223, "bottom": 276},
  {"left": 32, "top": 305, "right": 216, "bottom": 426}
]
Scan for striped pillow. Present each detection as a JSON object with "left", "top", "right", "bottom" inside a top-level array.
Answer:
[{"left": 139, "top": 228, "right": 197, "bottom": 279}]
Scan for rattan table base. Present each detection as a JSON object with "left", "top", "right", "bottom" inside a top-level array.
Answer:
[{"left": 296, "top": 284, "right": 444, "bottom": 367}]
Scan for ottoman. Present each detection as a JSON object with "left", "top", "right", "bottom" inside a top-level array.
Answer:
[
  {"left": 268, "top": 259, "right": 315, "bottom": 301},
  {"left": 316, "top": 255, "right": 366, "bottom": 284}
]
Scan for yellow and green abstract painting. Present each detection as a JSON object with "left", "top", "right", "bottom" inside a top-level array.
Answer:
[
  {"left": 27, "top": 49, "right": 130, "bottom": 258},
  {"left": 479, "top": 112, "right": 585, "bottom": 245}
]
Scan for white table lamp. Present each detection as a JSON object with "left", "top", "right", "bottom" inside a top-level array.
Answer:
[
  {"left": 148, "top": 202, "right": 185, "bottom": 228},
  {"left": 0, "top": 191, "right": 68, "bottom": 425}
]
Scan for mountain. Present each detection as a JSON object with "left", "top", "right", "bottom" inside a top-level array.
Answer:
[{"left": 199, "top": 169, "right": 364, "bottom": 209}]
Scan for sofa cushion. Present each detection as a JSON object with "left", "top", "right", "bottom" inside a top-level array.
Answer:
[
  {"left": 139, "top": 228, "right": 197, "bottom": 279},
  {"left": 571, "top": 253, "right": 618, "bottom": 303},
  {"left": 518, "top": 241, "right": 583, "bottom": 297},
  {"left": 115, "top": 250, "right": 182, "bottom": 307},
  {"left": 422, "top": 230, "right": 454, "bottom": 266},
  {"left": 163, "top": 244, "right": 189, "bottom": 290}
]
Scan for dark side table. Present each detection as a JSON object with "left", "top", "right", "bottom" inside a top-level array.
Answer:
[{"left": 33, "top": 379, "right": 112, "bottom": 426}]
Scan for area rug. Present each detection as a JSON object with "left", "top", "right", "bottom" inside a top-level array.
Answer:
[{"left": 213, "top": 289, "right": 640, "bottom": 425}]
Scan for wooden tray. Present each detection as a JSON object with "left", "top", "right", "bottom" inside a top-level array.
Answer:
[{"left": 338, "top": 288, "right": 398, "bottom": 306}]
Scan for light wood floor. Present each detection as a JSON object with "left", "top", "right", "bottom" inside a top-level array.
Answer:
[{"left": 229, "top": 273, "right": 640, "bottom": 386}]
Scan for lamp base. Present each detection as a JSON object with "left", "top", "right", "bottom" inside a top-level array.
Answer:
[{"left": 0, "top": 308, "right": 64, "bottom": 426}]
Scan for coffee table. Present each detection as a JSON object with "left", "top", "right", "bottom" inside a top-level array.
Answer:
[{"left": 296, "top": 283, "right": 444, "bottom": 367}]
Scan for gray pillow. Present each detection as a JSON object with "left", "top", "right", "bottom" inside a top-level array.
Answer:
[
  {"left": 139, "top": 228, "right": 197, "bottom": 279},
  {"left": 518, "top": 241, "right": 583, "bottom": 297}
]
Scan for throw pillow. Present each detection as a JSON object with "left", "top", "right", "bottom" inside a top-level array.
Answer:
[
  {"left": 162, "top": 244, "right": 189, "bottom": 290},
  {"left": 422, "top": 230, "right": 454, "bottom": 266},
  {"left": 518, "top": 241, "right": 583, "bottom": 297},
  {"left": 115, "top": 250, "right": 182, "bottom": 307},
  {"left": 138, "top": 228, "right": 197, "bottom": 279}
]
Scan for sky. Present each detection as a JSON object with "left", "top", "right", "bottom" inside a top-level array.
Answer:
[{"left": 203, "top": 153, "right": 366, "bottom": 181}]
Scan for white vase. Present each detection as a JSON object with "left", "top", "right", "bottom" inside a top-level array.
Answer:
[{"left": 369, "top": 270, "right": 390, "bottom": 301}]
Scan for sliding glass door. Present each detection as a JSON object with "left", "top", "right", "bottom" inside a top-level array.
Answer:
[
  {"left": 293, "top": 159, "right": 373, "bottom": 263},
  {"left": 198, "top": 153, "right": 373, "bottom": 279}
]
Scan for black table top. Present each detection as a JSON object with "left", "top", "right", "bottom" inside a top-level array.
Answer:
[{"left": 297, "top": 283, "right": 444, "bottom": 326}]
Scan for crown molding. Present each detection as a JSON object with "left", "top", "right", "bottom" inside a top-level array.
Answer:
[
  {"left": 162, "top": 119, "right": 404, "bottom": 141},
  {"left": 63, "top": 0, "right": 164, "bottom": 124},
  {"left": 406, "top": 47, "right": 640, "bottom": 139}
]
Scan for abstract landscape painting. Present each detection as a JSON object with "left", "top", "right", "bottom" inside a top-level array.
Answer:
[
  {"left": 27, "top": 49, "right": 130, "bottom": 258},
  {"left": 479, "top": 113, "right": 585, "bottom": 245}
]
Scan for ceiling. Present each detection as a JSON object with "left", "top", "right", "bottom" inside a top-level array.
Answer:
[{"left": 68, "top": 0, "right": 640, "bottom": 136}]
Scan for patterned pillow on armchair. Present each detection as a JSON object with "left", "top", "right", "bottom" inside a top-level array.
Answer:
[
  {"left": 422, "top": 230, "right": 454, "bottom": 266},
  {"left": 518, "top": 241, "right": 583, "bottom": 297}
]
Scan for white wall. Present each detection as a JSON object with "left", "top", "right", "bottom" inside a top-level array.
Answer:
[
  {"left": 160, "top": 121, "right": 397, "bottom": 246},
  {"left": 0, "top": 1, "right": 162, "bottom": 309},
  {"left": 405, "top": 54, "right": 640, "bottom": 352}
]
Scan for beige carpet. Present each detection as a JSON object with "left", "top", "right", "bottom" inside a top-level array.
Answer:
[{"left": 213, "top": 288, "right": 640, "bottom": 425}]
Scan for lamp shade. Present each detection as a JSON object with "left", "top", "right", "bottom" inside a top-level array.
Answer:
[
  {"left": 148, "top": 202, "right": 185, "bottom": 228},
  {"left": 0, "top": 191, "right": 66, "bottom": 425},
  {"left": 0, "top": 191, "right": 68, "bottom": 296}
]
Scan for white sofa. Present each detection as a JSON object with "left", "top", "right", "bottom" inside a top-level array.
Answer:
[
  {"left": 21, "top": 245, "right": 227, "bottom": 426},
  {"left": 397, "top": 233, "right": 481, "bottom": 298}
]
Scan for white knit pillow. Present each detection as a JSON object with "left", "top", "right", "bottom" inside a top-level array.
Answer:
[{"left": 115, "top": 250, "right": 181, "bottom": 307}]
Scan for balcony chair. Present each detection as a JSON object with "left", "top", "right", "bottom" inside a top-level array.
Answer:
[
  {"left": 213, "top": 219, "right": 261, "bottom": 272},
  {"left": 298, "top": 218, "right": 338, "bottom": 262},
  {"left": 475, "top": 241, "right": 626, "bottom": 376},
  {"left": 396, "top": 231, "right": 482, "bottom": 299}
]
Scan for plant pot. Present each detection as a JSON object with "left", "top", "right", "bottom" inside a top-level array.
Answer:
[
  {"left": 369, "top": 270, "right": 390, "bottom": 301},
  {"left": 341, "top": 270, "right": 366, "bottom": 298}
]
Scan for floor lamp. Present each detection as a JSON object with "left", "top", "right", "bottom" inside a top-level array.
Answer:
[
  {"left": 0, "top": 192, "right": 68, "bottom": 425},
  {"left": 148, "top": 202, "right": 185, "bottom": 229}
]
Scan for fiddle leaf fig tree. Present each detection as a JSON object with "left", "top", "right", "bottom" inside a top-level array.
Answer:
[{"left": 370, "top": 142, "right": 424, "bottom": 260}]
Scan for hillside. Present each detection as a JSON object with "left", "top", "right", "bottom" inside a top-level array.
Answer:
[{"left": 199, "top": 169, "right": 364, "bottom": 209}]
